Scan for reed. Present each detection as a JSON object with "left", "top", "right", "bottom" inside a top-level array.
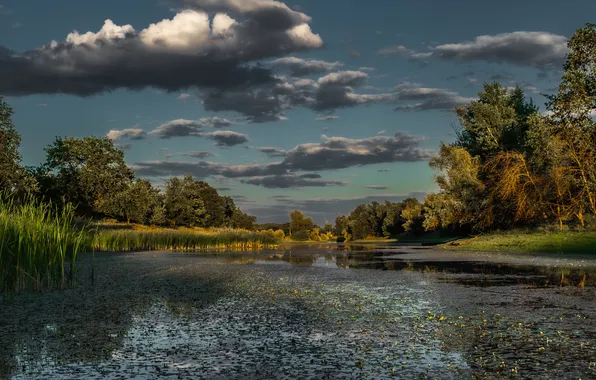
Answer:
[
  {"left": 0, "top": 195, "right": 91, "bottom": 294},
  {"left": 93, "top": 228, "right": 278, "bottom": 252}
]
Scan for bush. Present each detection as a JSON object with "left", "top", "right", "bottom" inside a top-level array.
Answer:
[
  {"left": 336, "top": 236, "right": 346, "bottom": 243},
  {"left": 291, "top": 229, "right": 309, "bottom": 241}
]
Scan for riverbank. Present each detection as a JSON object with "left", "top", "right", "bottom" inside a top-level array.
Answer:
[{"left": 443, "top": 230, "right": 596, "bottom": 254}]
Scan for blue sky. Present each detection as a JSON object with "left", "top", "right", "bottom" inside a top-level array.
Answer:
[{"left": 1, "top": 0, "right": 594, "bottom": 224}]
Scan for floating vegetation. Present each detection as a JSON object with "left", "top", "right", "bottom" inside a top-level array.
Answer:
[{"left": 0, "top": 195, "right": 90, "bottom": 294}]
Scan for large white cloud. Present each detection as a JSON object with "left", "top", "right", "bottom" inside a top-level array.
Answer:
[{"left": 0, "top": 1, "right": 323, "bottom": 96}]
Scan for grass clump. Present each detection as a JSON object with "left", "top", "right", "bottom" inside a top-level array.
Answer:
[
  {"left": 93, "top": 228, "right": 277, "bottom": 252},
  {"left": 446, "top": 229, "right": 596, "bottom": 254},
  {"left": 0, "top": 195, "right": 90, "bottom": 294}
]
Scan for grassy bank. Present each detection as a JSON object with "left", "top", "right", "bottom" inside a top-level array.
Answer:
[
  {"left": 0, "top": 198, "right": 90, "bottom": 294},
  {"left": 93, "top": 228, "right": 277, "bottom": 251},
  {"left": 0, "top": 203, "right": 278, "bottom": 294},
  {"left": 445, "top": 230, "right": 596, "bottom": 254}
]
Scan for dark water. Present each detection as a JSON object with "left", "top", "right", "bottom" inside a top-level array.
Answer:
[{"left": 0, "top": 247, "right": 595, "bottom": 379}]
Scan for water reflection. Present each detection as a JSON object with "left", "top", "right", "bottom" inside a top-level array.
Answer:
[{"left": 1, "top": 249, "right": 595, "bottom": 379}]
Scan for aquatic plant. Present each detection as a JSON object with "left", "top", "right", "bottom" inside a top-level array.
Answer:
[
  {"left": 0, "top": 195, "right": 90, "bottom": 293},
  {"left": 93, "top": 228, "right": 277, "bottom": 252}
]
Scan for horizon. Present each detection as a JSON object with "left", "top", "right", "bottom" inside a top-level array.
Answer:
[{"left": 1, "top": 0, "right": 594, "bottom": 224}]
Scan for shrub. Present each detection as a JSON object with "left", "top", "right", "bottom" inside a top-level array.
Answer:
[{"left": 291, "top": 230, "right": 309, "bottom": 241}]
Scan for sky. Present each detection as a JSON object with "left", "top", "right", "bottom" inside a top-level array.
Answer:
[{"left": 0, "top": 0, "right": 594, "bottom": 225}]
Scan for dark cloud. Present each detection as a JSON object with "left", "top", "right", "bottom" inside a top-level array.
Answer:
[
  {"left": 133, "top": 132, "right": 432, "bottom": 186},
  {"left": 377, "top": 168, "right": 391, "bottom": 172},
  {"left": 268, "top": 56, "right": 342, "bottom": 76},
  {"left": 240, "top": 174, "right": 346, "bottom": 188},
  {"left": 315, "top": 114, "right": 339, "bottom": 121},
  {"left": 432, "top": 31, "right": 568, "bottom": 69},
  {"left": 365, "top": 185, "right": 389, "bottom": 190},
  {"left": 0, "top": 1, "right": 323, "bottom": 96},
  {"left": 299, "top": 173, "right": 321, "bottom": 179},
  {"left": 217, "top": 187, "right": 231, "bottom": 191},
  {"left": 200, "top": 67, "right": 471, "bottom": 119},
  {"left": 311, "top": 71, "right": 395, "bottom": 111},
  {"left": 149, "top": 117, "right": 234, "bottom": 138},
  {"left": 182, "top": 151, "right": 215, "bottom": 159},
  {"left": 258, "top": 146, "right": 287, "bottom": 157},
  {"left": 385, "top": 32, "right": 569, "bottom": 71},
  {"left": 393, "top": 82, "right": 474, "bottom": 111},
  {"left": 202, "top": 130, "right": 249, "bottom": 147}
]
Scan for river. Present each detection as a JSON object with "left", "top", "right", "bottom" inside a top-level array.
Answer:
[{"left": 1, "top": 245, "right": 594, "bottom": 379}]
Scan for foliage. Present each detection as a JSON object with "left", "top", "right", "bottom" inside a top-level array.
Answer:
[
  {"left": 36, "top": 136, "right": 134, "bottom": 215},
  {"left": 164, "top": 175, "right": 207, "bottom": 227},
  {"left": 290, "top": 229, "right": 310, "bottom": 241},
  {"left": 0, "top": 97, "right": 37, "bottom": 196},
  {"left": 95, "top": 179, "right": 161, "bottom": 224},
  {"left": 289, "top": 210, "right": 314, "bottom": 236}
]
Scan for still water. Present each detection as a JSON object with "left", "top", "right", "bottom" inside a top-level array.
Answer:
[{"left": 1, "top": 246, "right": 595, "bottom": 379}]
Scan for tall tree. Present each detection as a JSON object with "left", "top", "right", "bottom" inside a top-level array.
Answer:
[
  {"left": 544, "top": 23, "right": 596, "bottom": 221},
  {"left": 289, "top": 210, "right": 313, "bottom": 235},
  {"left": 164, "top": 174, "right": 206, "bottom": 227},
  {"left": 95, "top": 179, "right": 161, "bottom": 224},
  {"left": 37, "top": 136, "right": 134, "bottom": 215},
  {"left": 0, "top": 97, "right": 37, "bottom": 195}
]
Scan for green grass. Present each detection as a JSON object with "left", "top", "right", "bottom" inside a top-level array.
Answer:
[
  {"left": 0, "top": 196, "right": 90, "bottom": 294},
  {"left": 93, "top": 229, "right": 277, "bottom": 252},
  {"left": 445, "top": 230, "right": 596, "bottom": 254}
]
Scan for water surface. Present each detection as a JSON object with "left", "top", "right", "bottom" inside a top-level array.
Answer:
[{"left": 1, "top": 246, "right": 595, "bottom": 379}]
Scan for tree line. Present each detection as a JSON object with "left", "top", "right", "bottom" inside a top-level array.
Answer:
[
  {"left": 282, "top": 24, "right": 596, "bottom": 241},
  {"left": 0, "top": 106, "right": 256, "bottom": 229}
]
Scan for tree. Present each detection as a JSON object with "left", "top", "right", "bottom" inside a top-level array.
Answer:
[
  {"left": 96, "top": 179, "right": 160, "bottom": 224},
  {"left": 195, "top": 181, "right": 227, "bottom": 228},
  {"left": 382, "top": 201, "right": 405, "bottom": 236},
  {"left": 322, "top": 223, "right": 333, "bottom": 234},
  {"left": 289, "top": 210, "right": 313, "bottom": 236},
  {"left": 37, "top": 136, "right": 134, "bottom": 215},
  {"left": 401, "top": 198, "right": 425, "bottom": 234},
  {"left": 0, "top": 97, "right": 37, "bottom": 195},
  {"left": 543, "top": 23, "right": 596, "bottom": 220},
  {"left": 334, "top": 215, "right": 349, "bottom": 237},
  {"left": 164, "top": 174, "right": 206, "bottom": 227},
  {"left": 230, "top": 208, "right": 257, "bottom": 230},
  {"left": 428, "top": 144, "right": 486, "bottom": 228}
]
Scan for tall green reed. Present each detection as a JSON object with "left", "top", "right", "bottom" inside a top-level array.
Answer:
[
  {"left": 0, "top": 194, "right": 90, "bottom": 294},
  {"left": 93, "top": 229, "right": 277, "bottom": 252}
]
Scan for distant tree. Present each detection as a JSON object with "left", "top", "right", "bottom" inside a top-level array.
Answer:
[
  {"left": 36, "top": 136, "right": 134, "bottom": 215},
  {"left": 322, "top": 222, "right": 333, "bottom": 234},
  {"left": 401, "top": 198, "right": 425, "bottom": 234},
  {"left": 164, "top": 174, "right": 206, "bottom": 227},
  {"left": 289, "top": 210, "right": 313, "bottom": 236},
  {"left": 382, "top": 201, "right": 405, "bottom": 236},
  {"left": 0, "top": 97, "right": 37, "bottom": 195},
  {"left": 333, "top": 215, "right": 349, "bottom": 237},
  {"left": 195, "top": 181, "right": 227, "bottom": 227},
  {"left": 96, "top": 179, "right": 160, "bottom": 224},
  {"left": 348, "top": 204, "right": 373, "bottom": 240},
  {"left": 230, "top": 208, "right": 257, "bottom": 230}
]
